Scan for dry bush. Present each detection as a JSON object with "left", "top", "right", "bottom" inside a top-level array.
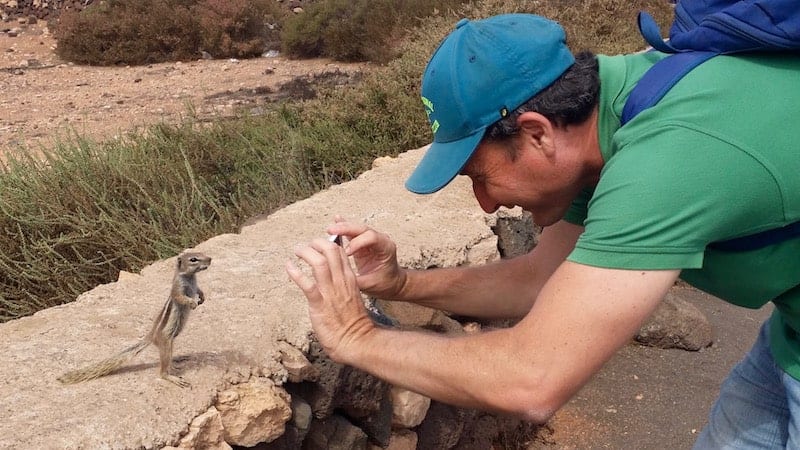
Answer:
[
  {"left": 54, "top": 0, "right": 201, "bottom": 65},
  {"left": 195, "top": 0, "right": 287, "bottom": 58},
  {"left": 472, "top": 0, "right": 674, "bottom": 54},
  {"left": 53, "top": 0, "right": 286, "bottom": 65},
  {"left": 281, "top": 0, "right": 475, "bottom": 63}
]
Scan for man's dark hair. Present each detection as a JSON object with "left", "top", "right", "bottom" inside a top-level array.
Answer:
[{"left": 484, "top": 51, "right": 599, "bottom": 141}]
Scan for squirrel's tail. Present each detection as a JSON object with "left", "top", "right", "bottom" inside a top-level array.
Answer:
[{"left": 57, "top": 339, "right": 150, "bottom": 384}]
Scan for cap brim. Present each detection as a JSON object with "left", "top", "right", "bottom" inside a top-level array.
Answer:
[{"left": 405, "top": 129, "right": 484, "bottom": 194}]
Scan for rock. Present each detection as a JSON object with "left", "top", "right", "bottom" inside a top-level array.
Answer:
[
  {"left": 390, "top": 387, "right": 430, "bottom": 429},
  {"left": 416, "top": 401, "right": 476, "bottom": 449},
  {"left": 166, "top": 406, "right": 231, "bottom": 450},
  {"left": 635, "top": 290, "right": 713, "bottom": 351},
  {"left": 289, "top": 341, "right": 389, "bottom": 420},
  {"left": 491, "top": 208, "right": 540, "bottom": 258},
  {"left": 278, "top": 340, "right": 319, "bottom": 382},
  {"left": 303, "top": 414, "right": 368, "bottom": 450},
  {"left": 351, "top": 390, "right": 393, "bottom": 447},
  {"left": 369, "top": 429, "right": 418, "bottom": 450},
  {"left": 262, "top": 396, "right": 313, "bottom": 449},
  {"left": 465, "top": 235, "right": 500, "bottom": 265},
  {"left": 290, "top": 396, "right": 313, "bottom": 431},
  {"left": 375, "top": 300, "right": 464, "bottom": 334},
  {"left": 215, "top": 378, "right": 292, "bottom": 447},
  {"left": 462, "top": 322, "right": 481, "bottom": 334},
  {"left": 117, "top": 270, "right": 140, "bottom": 282}
]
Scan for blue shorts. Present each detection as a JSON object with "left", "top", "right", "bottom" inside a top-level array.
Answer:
[{"left": 694, "top": 318, "right": 800, "bottom": 449}]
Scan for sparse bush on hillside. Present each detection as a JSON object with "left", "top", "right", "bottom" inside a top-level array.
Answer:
[
  {"left": 281, "top": 0, "right": 475, "bottom": 63},
  {"left": 197, "top": 0, "right": 286, "bottom": 58},
  {"left": 53, "top": 0, "right": 286, "bottom": 65}
]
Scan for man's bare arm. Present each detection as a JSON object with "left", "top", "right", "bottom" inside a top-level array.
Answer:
[
  {"left": 395, "top": 220, "right": 584, "bottom": 319},
  {"left": 288, "top": 237, "right": 679, "bottom": 422},
  {"left": 346, "top": 262, "right": 678, "bottom": 421}
]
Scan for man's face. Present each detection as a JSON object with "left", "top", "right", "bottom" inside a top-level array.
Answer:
[{"left": 460, "top": 133, "right": 585, "bottom": 226}]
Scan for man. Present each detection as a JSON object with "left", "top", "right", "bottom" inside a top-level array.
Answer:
[{"left": 286, "top": 13, "right": 800, "bottom": 448}]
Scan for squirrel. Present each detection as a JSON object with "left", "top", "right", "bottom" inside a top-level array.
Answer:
[{"left": 58, "top": 251, "right": 212, "bottom": 388}]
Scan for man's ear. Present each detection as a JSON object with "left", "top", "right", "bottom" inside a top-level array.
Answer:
[{"left": 517, "top": 112, "right": 555, "bottom": 155}]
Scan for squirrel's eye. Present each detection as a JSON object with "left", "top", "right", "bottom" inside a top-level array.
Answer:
[{"left": 190, "top": 257, "right": 198, "bottom": 262}]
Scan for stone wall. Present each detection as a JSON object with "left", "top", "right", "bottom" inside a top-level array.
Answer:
[
  {"left": 0, "top": 145, "right": 709, "bottom": 449},
  {"left": 0, "top": 147, "right": 545, "bottom": 449}
]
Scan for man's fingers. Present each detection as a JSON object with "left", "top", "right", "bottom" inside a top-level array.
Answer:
[
  {"left": 338, "top": 243, "right": 359, "bottom": 289},
  {"left": 286, "top": 260, "right": 320, "bottom": 300},
  {"left": 306, "top": 237, "right": 349, "bottom": 280},
  {"left": 294, "top": 238, "right": 358, "bottom": 297},
  {"left": 341, "top": 228, "right": 384, "bottom": 255},
  {"left": 295, "top": 240, "right": 337, "bottom": 284}
]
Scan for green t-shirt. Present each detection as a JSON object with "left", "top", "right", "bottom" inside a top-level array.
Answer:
[{"left": 563, "top": 52, "right": 800, "bottom": 379}]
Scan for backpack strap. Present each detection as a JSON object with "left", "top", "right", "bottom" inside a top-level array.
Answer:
[
  {"left": 637, "top": 11, "right": 680, "bottom": 53},
  {"left": 620, "top": 50, "right": 717, "bottom": 126},
  {"left": 621, "top": 6, "right": 800, "bottom": 252},
  {"left": 710, "top": 221, "right": 800, "bottom": 252}
]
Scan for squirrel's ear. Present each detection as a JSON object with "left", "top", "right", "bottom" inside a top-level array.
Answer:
[{"left": 176, "top": 256, "right": 183, "bottom": 270}]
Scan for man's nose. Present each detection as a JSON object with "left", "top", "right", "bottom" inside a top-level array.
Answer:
[{"left": 471, "top": 180, "right": 499, "bottom": 214}]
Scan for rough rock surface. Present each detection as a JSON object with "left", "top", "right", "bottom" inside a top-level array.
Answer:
[
  {"left": 0, "top": 147, "right": 507, "bottom": 449},
  {"left": 635, "top": 291, "right": 714, "bottom": 351}
]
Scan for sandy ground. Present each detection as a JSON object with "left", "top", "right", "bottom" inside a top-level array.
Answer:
[{"left": 0, "top": 20, "right": 366, "bottom": 154}]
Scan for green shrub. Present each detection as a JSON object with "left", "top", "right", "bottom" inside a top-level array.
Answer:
[
  {"left": 53, "top": 0, "right": 287, "bottom": 65},
  {"left": 54, "top": 0, "right": 200, "bottom": 65},
  {"left": 197, "top": 0, "right": 287, "bottom": 57},
  {"left": 0, "top": 119, "right": 316, "bottom": 321},
  {"left": 472, "top": 0, "right": 674, "bottom": 54},
  {"left": 281, "top": 0, "right": 475, "bottom": 63}
]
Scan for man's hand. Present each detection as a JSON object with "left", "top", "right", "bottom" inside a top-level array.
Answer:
[
  {"left": 327, "top": 220, "right": 407, "bottom": 301},
  {"left": 286, "top": 236, "right": 375, "bottom": 363}
]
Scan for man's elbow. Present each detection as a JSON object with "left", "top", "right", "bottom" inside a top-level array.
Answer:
[
  {"left": 497, "top": 387, "right": 565, "bottom": 424},
  {"left": 516, "top": 401, "right": 559, "bottom": 424}
]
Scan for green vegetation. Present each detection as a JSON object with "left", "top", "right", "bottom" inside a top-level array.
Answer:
[
  {"left": 280, "top": 0, "right": 476, "bottom": 63},
  {"left": 2, "top": 0, "right": 673, "bottom": 321},
  {"left": 54, "top": 0, "right": 287, "bottom": 65},
  {"left": 52, "top": 0, "right": 474, "bottom": 66}
]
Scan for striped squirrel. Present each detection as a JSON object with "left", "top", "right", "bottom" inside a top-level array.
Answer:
[{"left": 58, "top": 251, "right": 212, "bottom": 388}]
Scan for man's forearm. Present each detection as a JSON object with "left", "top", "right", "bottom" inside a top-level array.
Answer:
[
  {"left": 388, "top": 220, "right": 583, "bottom": 319},
  {"left": 342, "top": 322, "right": 557, "bottom": 422},
  {"left": 341, "top": 262, "right": 680, "bottom": 424},
  {"left": 394, "top": 254, "right": 541, "bottom": 319}
]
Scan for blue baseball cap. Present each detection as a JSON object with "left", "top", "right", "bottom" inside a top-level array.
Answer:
[{"left": 405, "top": 14, "right": 575, "bottom": 194}]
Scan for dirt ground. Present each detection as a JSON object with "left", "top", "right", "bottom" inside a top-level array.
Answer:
[
  {"left": 0, "top": 20, "right": 771, "bottom": 450},
  {"left": 0, "top": 20, "right": 366, "bottom": 153},
  {"left": 533, "top": 287, "right": 770, "bottom": 450}
]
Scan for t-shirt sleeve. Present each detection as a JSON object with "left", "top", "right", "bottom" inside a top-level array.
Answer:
[
  {"left": 567, "top": 125, "right": 785, "bottom": 270},
  {"left": 563, "top": 187, "right": 593, "bottom": 226}
]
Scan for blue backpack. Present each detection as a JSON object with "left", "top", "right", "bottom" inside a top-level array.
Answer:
[{"left": 621, "top": 0, "right": 800, "bottom": 252}]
